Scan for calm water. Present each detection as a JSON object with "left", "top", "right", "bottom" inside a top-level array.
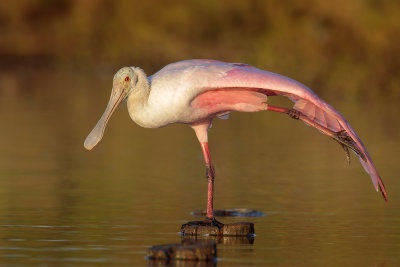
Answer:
[{"left": 0, "top": 67, "right": 399, "bottom": 266}]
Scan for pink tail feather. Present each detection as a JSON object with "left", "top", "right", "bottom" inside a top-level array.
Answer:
[
  {"left": 295, "top": 99, "right": 388, "bottom": 201},
  {"left": 339, "top": 121, "right": 388, "bottom": 201}
]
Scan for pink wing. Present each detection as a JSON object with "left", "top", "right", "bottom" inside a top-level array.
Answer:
[{"left": 185, "top": 60, "right": 387, "bottom": 201}]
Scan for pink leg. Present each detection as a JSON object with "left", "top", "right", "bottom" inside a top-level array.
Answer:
[
  {"left": 266, "top": 104, "right": 364, "bottom": 159},
  {"left": 200, "top": 142, "right": 215, "bottom": 219},
  {"left": 191, "top": 121, "right": 215, "bottom": 220},
  {"left": 266, "top": 105, "right": 337, "bottom": 136}
]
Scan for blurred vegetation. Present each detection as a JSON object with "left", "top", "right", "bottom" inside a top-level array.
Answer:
[{"left": 0, "top": 0, "right": 399, "bottom": 100}]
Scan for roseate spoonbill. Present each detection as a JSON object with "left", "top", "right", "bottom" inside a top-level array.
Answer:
[{"left": 84, "top": 59, "right": 387, "bottom": 219}]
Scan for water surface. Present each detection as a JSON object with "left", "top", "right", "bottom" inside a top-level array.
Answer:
[{"left": 0, "top": 67, "right": 399, "bottom": 266}]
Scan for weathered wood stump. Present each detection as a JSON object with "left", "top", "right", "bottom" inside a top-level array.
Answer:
[
  {"left": 182, "top": 233, "right": 255, "bottom": 245},
  {"left": 181, "top": 218, "right": 254, "bottom": 236},
  {"left": 147, "top": 240, "right": 216, "bottom": 261}
]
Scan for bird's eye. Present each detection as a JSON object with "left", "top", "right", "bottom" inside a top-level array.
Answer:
[{"left": 124, "top": 76, "right": 130, "bottom": 82}]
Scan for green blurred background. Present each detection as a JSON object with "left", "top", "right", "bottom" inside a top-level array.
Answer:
[
  {"left": 0, "top": 1, "right": 400, "bottom": 265},
  {"left": 1, "top": 0, "right": 399, "bottom": 100}
]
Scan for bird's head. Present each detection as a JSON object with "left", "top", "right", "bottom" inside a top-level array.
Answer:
[{"left": 84, "top": 67, "right": 137, "bottom": 150}]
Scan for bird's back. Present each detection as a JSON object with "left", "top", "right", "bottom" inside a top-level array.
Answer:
[
  {"left": 146, "top": 59, "right": 317, "bottom": 125},
  {"left": 144, "top": 60, "right": 235, "bottom": 125}
]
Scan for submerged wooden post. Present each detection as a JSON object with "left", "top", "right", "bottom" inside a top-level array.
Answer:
[
  {"left": 181, "top": 232, "right": 255, "bottom": 245},
  {"left": 181, "top": 219, "right": 254, "bottom": 236},
  {"left": 147, "top": 241, "right": 217, "bottom": 261}
]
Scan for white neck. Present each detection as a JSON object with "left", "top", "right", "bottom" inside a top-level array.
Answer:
[{"left": 126, "top": 67, "right": 154, "bottom": 127}]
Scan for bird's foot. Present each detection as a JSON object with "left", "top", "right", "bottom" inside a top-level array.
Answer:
[
  {"left": 288, "top": 109, "right": 301, "bottom": 119},
  {"left": 339, "top": 142, "right": 351, "bottom": 165},
  {"left": 182, "top": 217, "right": 224, "bottom": 230},
  {"left": 333, "top": 130, "right": 366, "bottom": 162},
  {"left": 204, "top": 216, "right": 224, "bottom": 228}
]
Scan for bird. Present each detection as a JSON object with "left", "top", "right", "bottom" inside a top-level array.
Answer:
[{"left": 84, "top": 59, "right": 387, "bottom": 220}]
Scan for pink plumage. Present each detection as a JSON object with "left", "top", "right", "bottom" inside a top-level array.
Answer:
[{"left": 85, "top": 59, "right": 387, "bottom": 220}]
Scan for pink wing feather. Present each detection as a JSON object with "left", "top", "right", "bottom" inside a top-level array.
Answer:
[{"left": 183, "top": 60, "right": 387, "bottom": 201}]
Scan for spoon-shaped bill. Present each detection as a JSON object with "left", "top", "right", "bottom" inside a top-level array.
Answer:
[{"left": 84, "top": 89, "right": 125, "bottom": 150}]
